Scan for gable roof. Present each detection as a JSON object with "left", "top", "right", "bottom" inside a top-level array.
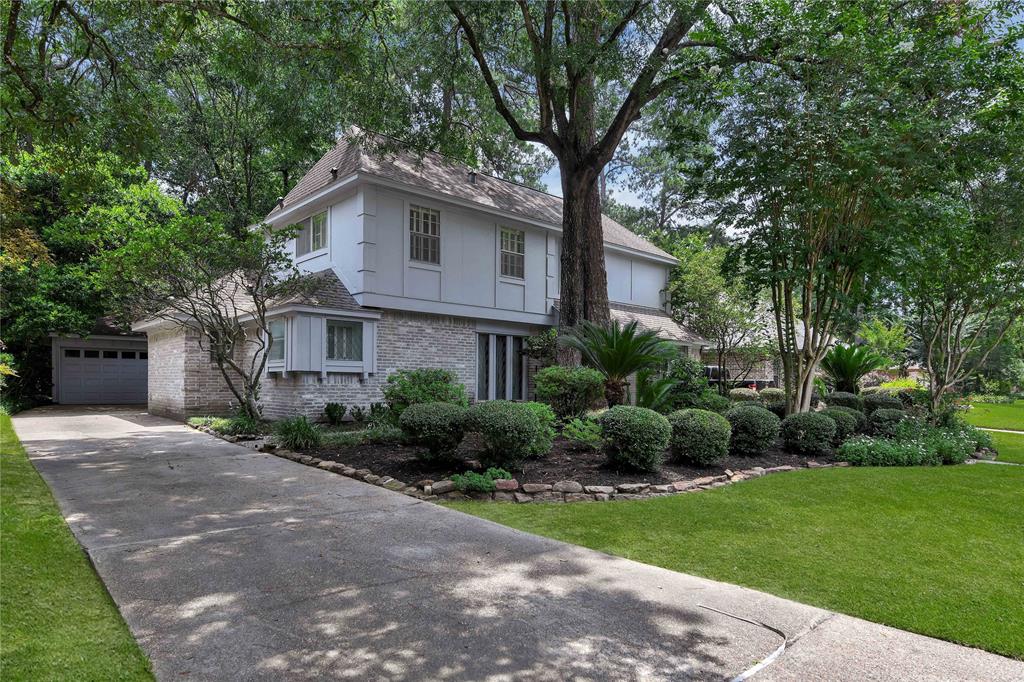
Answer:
[
  {"left": 268, "top": 269, "right": 363, "bottom": 312},
  {"left": 267, "top": 130, "right": 673, "bottom": 262}
]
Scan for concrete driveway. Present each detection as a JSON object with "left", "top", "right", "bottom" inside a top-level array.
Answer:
[{"left": 12, "top": 406, "right": 1023, "bottom": 681}]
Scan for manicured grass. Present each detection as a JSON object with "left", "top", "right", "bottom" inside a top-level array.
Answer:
[
  {"left": 963, "top": 400, "right": 1024, "bottom": 431},
  {"left": 990, "top": 431, "right": 1024, "bottom": 465},
  {"left": 449, "top": 465, "right": 1024, "bottom": 659},
  {"left": 0, "top": 415, "right": 153, "bottom": 680}
]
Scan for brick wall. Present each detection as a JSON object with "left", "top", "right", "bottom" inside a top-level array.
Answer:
[{"left": 147, "top": 328, "right": 186, "bottom": 418}]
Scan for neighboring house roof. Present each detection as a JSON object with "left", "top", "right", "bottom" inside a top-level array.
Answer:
[
  {"left": 609, "top": 303, "right": 709, "bottom": 346},
  {"left": 267, "top": 129, "right": 674, "bottom": 262},
  {"left": 90, "top": 316, "right": 145, "bottom": 338}
]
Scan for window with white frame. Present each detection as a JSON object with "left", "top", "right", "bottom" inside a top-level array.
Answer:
[
  {"left": 326, "top": 320, "right": 363, "bottom": 361},
  {"left": 500, "top": 227, "right": 525, "bottom": 278},
  {"left": 477, "top": 333, "right": 526, "bottom": 400},
  {"left": 295, "top": 211, "right": 328, "bottom": 257},
  {"left": 409, "top": 204, "right": 440, "bottom": 264},
  {"left": 268, "top": 319, "right": 286, "bottom": 361}
]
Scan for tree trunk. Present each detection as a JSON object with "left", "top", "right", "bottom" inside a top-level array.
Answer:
[
  {"left": 557, "top": 171, "right": 586, "bottom": 366},
  {"left": 605, "top": 378, "right": 627, "bottom": 408}
]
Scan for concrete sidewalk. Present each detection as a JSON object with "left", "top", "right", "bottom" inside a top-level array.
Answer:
[{"left": 13, "top": 406, "right": 1023, "bottom": 681}]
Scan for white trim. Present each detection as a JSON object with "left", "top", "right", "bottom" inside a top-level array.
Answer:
[
  {"left": 48, "top": 333, "right": 146, "bottom": 341},
  {"left": 248, "top": 304, "right": 382, "bottom": 322},
  {"left": 264, "top": 174, "right": 359, "bottom": 225}
]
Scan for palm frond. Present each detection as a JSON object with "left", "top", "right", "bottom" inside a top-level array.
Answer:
[{"left": 820, "top": 343, "right": 886, "bottom": 393}]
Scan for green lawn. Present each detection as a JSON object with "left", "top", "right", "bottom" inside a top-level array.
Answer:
[
  {"left": 0, "top": 415, "right": 153, "bottom": 680},
  {"left": 450, "top": 465, "right": 1024, "bottom": 659},
  {"left": 964, "top": 400, "right": 1024, "bottom": 431},
  {"left": 989, "top": 431, "right": 1024, "bottom": 465}
]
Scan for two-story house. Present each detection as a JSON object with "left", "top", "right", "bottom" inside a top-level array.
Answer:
[{"left": 138, "top": 131, "right": 706, "bottom": 420}]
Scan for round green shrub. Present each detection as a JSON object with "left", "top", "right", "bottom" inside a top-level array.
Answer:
[
  {"left": 869, "top": 408, "right": 906, "bottom": 437},
  {"left": 465, "top": 401, "right": 542, "bottom": 468},
  {"left": 825, "top": 404, "right": 867, "bottom": 433},
  {"left": 759, "top": 387, "right": 785, "bottom": 402},
  {"left": 725, "top": 405, "right": 781, "bottom": 456},
  {"left": 820, "top": 408, "right": 858, "bottom": 444},
  {"left": 680, "top": 389, "right": 732, "bottom": 414},
  {"left": 599, "top": 405, "right": 671, "bottom": 472},
  {"left": 668, "top": 409, "right": 732, "bottom": 466},
  {"left": 729, "top": 387, "right": 761, "bottom": 403},
  {"left": 765, "top": 400, "right": 787, "bottom": 418},
  {"left": 781, "top": 412, "right": 836, "bottom": 457},
  {"left": 864, "top": 393, "right": 903, "bottom": 415},
  {"left": 382, "top": 368, "right": 468, "bottom": 420},
  {"left": 826, "top": 391, "right": 863, "bottom": 411},
  {"left": 399, "top": 402, "right": 467, "bottom": 459},
  {"left": 521, "top": 401, "right": 556, "bottom": 457},
  {"left": 533, "top": 366, "right": 605, "bottom": 419},
  {"left": 274, "top": 416, "right": 322, "bottom": 450}
]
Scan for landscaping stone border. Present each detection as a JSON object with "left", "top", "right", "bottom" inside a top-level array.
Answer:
[{"left": 188, "top": 423, "right": 850, "bottom": 503}]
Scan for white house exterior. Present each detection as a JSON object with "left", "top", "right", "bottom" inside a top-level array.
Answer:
[{"left": 138, "top": 131, "right": 705, "bottom": 420}]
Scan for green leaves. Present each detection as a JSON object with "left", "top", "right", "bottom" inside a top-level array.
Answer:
[{"left": 820, "top": 344, "right": 886, "bottom": 394}]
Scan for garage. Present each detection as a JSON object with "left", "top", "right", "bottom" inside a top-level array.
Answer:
[{"left": 51, "top": 323, "right": 149, "bottom": 405}]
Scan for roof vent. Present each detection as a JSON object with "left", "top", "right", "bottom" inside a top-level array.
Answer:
[
  {"left": 468, "top": 171, "right": 477, "bottom": 185},
  {"left": 276, "top": 196, "right": 284, "bottom": 207},
  {"left": 330, "top": 166, "right": 338, "bottom": 179}
]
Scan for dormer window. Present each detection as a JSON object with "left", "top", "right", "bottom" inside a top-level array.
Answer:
[{"left": 296, "top": 211, "right": 328, "bottom": 257}]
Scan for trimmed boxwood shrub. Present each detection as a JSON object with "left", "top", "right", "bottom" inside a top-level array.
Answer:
[
  {"left": 522, "top": 401, "right": 556, "bottom": 457},
  {"left": 825, "top": 404, "right": 868, "bottom": 433},
  {"left": 826, "top": 391, "right": 863, "bottom": 411},
  {"left": 869, "top": 408, "right": 906, "bottom": 437},
  {"left": 668, "top": 408, "right": 732, "bottom": 466},
  {"left": 679, "top": 389, "right": 732, "bottom": 414},
  {"left": 534, "top": 366, "right": 605, "bottom": 419},
  {"left": 382, "top": 368, "right": 468, "bottom": 420},
  {"left": 864, "top": 392, "right": 903, "bottom": 415},
  {"left": 820, "top": 408, "right": 858, "bottom": 444},
  {"left": 729, "top": 387, "right": 761, "bottom": 403},
  {"left": 600, "top": 405, "right": 671, "bottom": 472},
  {"left": 759, "top": 387, "right": 785, "bottom": 402},
  {"left": 465, "top": 400, "right": 542, "bottom": 468},
  {"left": 764, "top": 400, "right": 787, "bottom": 418},
  {"left": 399, "top": 402, "right": 467, "bottom": 459},
  {"left": 781, "top": 412, "right": 836, "bottom": 456},
  {"left": 274, "top": 416, "right": 322, "bottom": 450},
  {"left": 725, "top": 405, "right": 781, "bottom": 456}
]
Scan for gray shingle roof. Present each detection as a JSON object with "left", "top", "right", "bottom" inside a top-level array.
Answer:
[
  {"left": 269, "top": 270, "right": 364, "bottom": 312},
  {"left": 268, "top": 130, "right": 674, "bottom": 261},
  {"left": 609, "top": 303, "right": 708, "bottom": 345}
]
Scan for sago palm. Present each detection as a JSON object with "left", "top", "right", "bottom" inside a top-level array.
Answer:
[
  {"left": 560, "top": 320, "right": 675, "bottom": 407},
  {"left": 820, "top": 343, "right": 885, "bottom": 394}
]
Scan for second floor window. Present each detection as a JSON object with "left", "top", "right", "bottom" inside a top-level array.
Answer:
[
  {"left": 326, "top": 320, "right": 363, "bottom": 361},
  {"left": 500, "top": 228, "right": 525, "bottom": 278},
  {"left": 409, "top": 205, "right": 440, "bottom": 264},
  {"left": 296, "top": 211, "right": 328, "bottom": 257},
  {"left": 268, "top": 319, "right": 286, "bottom": 361}
]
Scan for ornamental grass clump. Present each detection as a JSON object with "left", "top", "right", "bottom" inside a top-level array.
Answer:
[
  {"left": 668, "top": 408, "right": 732, "bottom": 466},
  {"left": 274, "top": 416, "right": 322, "bottom": 450},
  {"left": 781, "top": 412, "right": 836, "bottom": 457},
  {"left": 465, "top": 400, "right": 543, "bottom": 468},
  {"left": 599, "top": 405, "right": 671, "bottom": 472},
  {"left": 725, "top": 405, "right": 781, "bottom": 456},
  {"left": 399, "top": 402, "right": 467, "bottom": 460}
]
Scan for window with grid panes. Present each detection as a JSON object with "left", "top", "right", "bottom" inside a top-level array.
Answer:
[
  {"left": 409, "top": 205, "right": 440, "bottom": 264},
  {"left": 500, "top": 227, "right": 525, "bottom": 278}
]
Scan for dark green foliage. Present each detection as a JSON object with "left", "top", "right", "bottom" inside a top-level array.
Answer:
[
  {"left": 842, "top": 417, "right": 985, "bottom": 466},
  {"left": 668, "top": 409, "right": 732, "bottom": 466},
  {"left": 523, "top": 328, "right": 558, "bottom": 366},
  {"left": 599, "top": 406, "right": 671, "bottom": 472},
  {"left": 465, "top": 401, "right": 543, "bottom": 469},
  {"left": 870, "top": 408, "right": 907, "bottom": 438},
  {"left": 677, "top": 389, "right": 732, "bottom": 414},
  {"left": 825, "top": 405, "right": 868, "bottom": 433},
  {"left": 729, "top": 387, "right": 760, "bottom": 403},
  {"left": 382, "top": 369, "right": 468, "bottom": 420},
  {"left": 839, "top": 437, "right": 942, "bottom": 466},
  {"left": 323, "top": 402, "right": 346, "bottom": 426},
  {"left": 451, "top": 468, "right": 513, "bottom": 493},
  {"left": 826, "top": 392, "right": 864, "bottom": 411},
  {"left": 765, "top": 400, "right": 787, "bottom": 418},
  {"left": 349, "top": 405, "right": 366, "bottom": 422},
  {"left": 563, "top": 417, "right": 603, "bottom": 451},
  {"left": 725, "top": 405, "right": 781, "bottom": 456},
  {"left": 399, "top": 402, "right": 467, "bottom": 459},
  {"left": 522, "top": 401, "right": 557, "bottom": 457},
  {"left": 533, "top": 365, "right": 605, "bottom": 419},
  {"left": 274, "top": 416, "right": 322, "bottom": 450},
  {"left": 781, "top": 413, "right": 836, "bottom": 457},
  {"left": 820, "top": 344, "right": 886, "bottom": 394},
  {"left": 864, "top": 393, "right": 903, "bottom": 415},
  {"left": 760, "top": 387, "right": 785, "bottom": 402},
  {"left": 663, "top": 355, "right": 710, "bottom": 408},
  {"left": 188, "top": 414, "right": 265, "bottom": 436},
  {"left": 368, "top": 402, "right": 390, "bottom": 426},
  {"left": 821, "top": 408, "right": 858, "bottom": 444},
  {"left": 635, "top": 368, "right": 678, "bottom": 413}
]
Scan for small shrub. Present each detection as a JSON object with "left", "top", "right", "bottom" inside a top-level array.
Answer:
[
  {"left": 678, "top": 389, "right": 732, "bottom": 414},
  {"left": 663, "top": 356, "right": 711, "bottom": 409},
  {"left": 781, "top": 412, "right": 836, "bottom": 457},
  {"left": 533, "top": 366, "right": 605, "bottom": 419},
  {"left": 668, "top": 409, "right": 731, "bottom": 466},
  {"left": 323, "top": 402, "right": 347, "bottom": 425},
  {"left": 349, "top": 405, "right": 367, "bottom": 422},
  {"left": 465, "top": 401, "right": 542, "bottom": 468},
  {"left": 820, "top": 408, "right": 858, "bottom": 444},
  {"left": 729, "top": 387, "right": 761, "bottom": 403},
  {"left": 364, "top": 423, "right": 403, "bottom": 444},
  {"left": 368, "top": 402, "right": 391, "bottom": 426},
  {"left": 382, "top": 368, "right": 468, "bottom": 420},
  {"left": 451, "top": 467, "right": 513, "bottom": 493},
  {"left": 765, "top": 400, "right": 787, "bottom": 418},
  {"left": 759, "top": 387, "right": 785, "bottom": 402},
  {"left": 399, "top": 402, "right": 467, "bottom": 459},
  {"left": 522, "top": 401, "right": 557, "bottom": 457},
  {"left": 839, "top": 436, "right": 942, "bottom": 466},
  {"left": 725, "top": 405, "right": 781, "bottom": 456},
  {"left": 864, "top": 392, "right": 903, "bottom": 414},
  {"left": 600, "top": 406, "right": 671, "bottom": 472},
  {"left": 826, "top": 391, "right": 863, "bottom": 411},
  {"left": 189, "top": 414, "right": 264, "bottom": 436},
  {"left": 321, "top": 430, "right": 365, "bottom": 448},
  {"left": 274, "top": 416, "right": 322, "bottom": 450},
  {"left": 869, "top": 408, "right": 906, "bottom": 437},
  {"left": 563, "top": 417, "right": 603, "bottom": 451},
  {"left": 824, "top": 405, "right": 868, "bottom": 433}
]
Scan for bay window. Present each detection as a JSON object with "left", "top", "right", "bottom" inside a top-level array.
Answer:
[
  {"left": 326, "top": 320, "right": 363, "bottom": 361},
  {"left": 268, "top": 319, "right": 286, "bottom": 361}
]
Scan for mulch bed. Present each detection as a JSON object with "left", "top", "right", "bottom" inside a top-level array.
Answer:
[{"left": 313, "top": 436, "right": 836, "bottom": 486}]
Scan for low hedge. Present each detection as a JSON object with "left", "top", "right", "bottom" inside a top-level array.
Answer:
[
  {"left": 826, "top": 391, "right": 863, "bottom": 411},
  {"left": 677, "top": 389, "right": 732, "bottom": 414},
  {"left": 600, "top": 406, "right": 671, "bottom": 472},
  {"left": 534, "top": 366, "right": 605, "bottom": 419},
  {"left": 729, "top": 388, "right": 761, "bottom": 403},
  {"left": 399, "top": 402, "right": 467, "bottom": 459},
  {"left": 465, "top": 401, "right": 543, "bottom": 469},
  {"left": 759, "top": 387, "right": 785, "bottom": 402},
  {"left": 668, "top": 408, "right": 732, "bottom": 466},
  {"left": 870, "top": 408, "right": 907, "bottom": 437},
  {"left": 820, "top": 408, "right": 858, "bottom": 444},
  {"left": 864, "top": 393, "right": 903, "bottom": 414},
  {"left": 824, "top": 405, "right": 868, "bottom": 433},
  {"left": 781, "top": 412, "right": 836, "bottom": 457},
  {"left": 725, "top": 405, "right": 781, "bottom": 456}
]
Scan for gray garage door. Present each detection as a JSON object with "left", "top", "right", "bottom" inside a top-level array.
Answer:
[{"left": 59, "top": 348, "right": 148, "bottom": 404}]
